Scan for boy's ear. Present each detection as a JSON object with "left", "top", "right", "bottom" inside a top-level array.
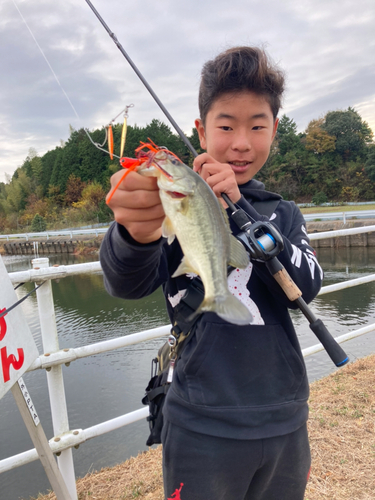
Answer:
[
  {"left": 195, "top": 119, "right": 207, "bottom": 150},
  {"left": 272, "top": 118, "right": 279, "bottom": 142}
]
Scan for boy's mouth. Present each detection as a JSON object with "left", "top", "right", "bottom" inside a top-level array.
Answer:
[{"left": 229, "top": 161, "right": 251, "bottom": 173}]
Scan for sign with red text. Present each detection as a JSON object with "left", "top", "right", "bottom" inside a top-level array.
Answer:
[{"left": 0, "top": 257, "right": 39, "bottom": 399}]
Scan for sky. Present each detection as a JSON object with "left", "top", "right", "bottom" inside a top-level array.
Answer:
[{"left": 1, "top": 0, "right": 374, "bottom": 183}]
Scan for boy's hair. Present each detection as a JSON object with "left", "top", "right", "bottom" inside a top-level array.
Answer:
[{"left": 198, "top": 46, "right": 285, "bottom": 124}]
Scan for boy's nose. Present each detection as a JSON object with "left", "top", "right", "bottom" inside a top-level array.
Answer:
[{"left": 231, "top": 134, "right": 251, "bottom": 151}]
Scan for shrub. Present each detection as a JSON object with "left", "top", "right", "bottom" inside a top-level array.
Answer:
[
  {"left": 312, "top": 192, "right": 328, "bottom": 206},
  {"left": 31, "top": 213, "right": 47, "bottom": 232}
]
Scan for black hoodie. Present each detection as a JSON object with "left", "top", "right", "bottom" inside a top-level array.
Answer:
[{"left": 100, "top": 179, "right": 323, "bottom": 439}]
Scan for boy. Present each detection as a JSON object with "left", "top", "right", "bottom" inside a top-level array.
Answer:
[{"left": 100, "top": 46, "right": 322, "bottom": 500}]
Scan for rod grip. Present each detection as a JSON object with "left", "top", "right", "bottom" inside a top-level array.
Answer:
[
  {"left": 309, "top": 319, "right": 349, "bottom": 367},
  {"left": 272, "top": 269, "right": 302, "bottom": 301}
]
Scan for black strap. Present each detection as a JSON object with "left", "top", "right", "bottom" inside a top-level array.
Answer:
[
  {"left": 147, "top": 384, "right": 169, "bottom": 401},
  {"left": 172, "top": 278, "right": 203, "bottom": 337},
  {"left": 252, "top": 199, "right": 280, "bottom": 218}
]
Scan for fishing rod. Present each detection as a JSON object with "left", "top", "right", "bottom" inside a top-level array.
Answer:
[
  {"left": 85, "top": 0, "right": 349, "bottom": 367},
  {"left": 84, "top": 0, "right": 196, "bottom": 159},
  {"left": 84, "top": 0, "right": 237, "bottom": 211}
]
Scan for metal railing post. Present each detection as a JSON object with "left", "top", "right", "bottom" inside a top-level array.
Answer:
[{"left": 32, "top": 258, "right": 77, "bottom": 500}]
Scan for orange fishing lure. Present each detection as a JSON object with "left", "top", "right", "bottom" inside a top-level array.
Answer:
[
  {"left": 108, "top": 125, "right": 114, "bottom": 160},
  {"left": 106, "top": 140, "right": 180, "bottom": 204}
]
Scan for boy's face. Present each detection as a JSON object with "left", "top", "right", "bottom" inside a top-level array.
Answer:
[{"left": 195, "top": 91, "right": 278, "bottom": 185}]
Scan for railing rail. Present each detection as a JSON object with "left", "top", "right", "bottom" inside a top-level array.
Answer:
[
  {"left": 1, "top": 211, "right": 375, "bottom": 241},
  {"left": 309, "top": 224, "right": 375, "bottom": 240},
  {"left": 2, "top": 225, "right": 375, "bottom": 498},
  {"left": 0, "top": 228, "right": 109, "bottom": 241}
]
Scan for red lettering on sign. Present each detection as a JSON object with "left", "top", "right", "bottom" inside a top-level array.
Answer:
[
  {"left": 0, "top": 308, "right": 7, "bottom": 341},
  {"left": 1, "top": 346, "right": 25, "bottom": 383}
]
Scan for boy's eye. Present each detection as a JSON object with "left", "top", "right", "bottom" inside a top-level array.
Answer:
[
  {"left": 220, "top": 126, "right": 232, "bottom": 131},
  {"left": 253, "top": 126, "right": 265, "bottom": 130}
]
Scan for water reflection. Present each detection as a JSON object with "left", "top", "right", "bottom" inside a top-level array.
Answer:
[{"left": 1, "top": 247, "right": 375, "bottom": 499}]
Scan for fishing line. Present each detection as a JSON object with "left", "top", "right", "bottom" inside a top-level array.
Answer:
[
  {"left": 11, "top": 0, "right": 125, "bottom": 160},
  {"left": 84, "top": 0, "right": 198, "bottom": 159},
  {"left": 11, "top": 0, "right": 80, "bottom": 122},
  {"left": 84, "top": 128, "right": 121, "bottom": 159},
  {"left": 0, "top": 282, "right": 46, "bottom": 320},
  {"left": 84, "top": 0, "right": 237, "bottom": 209},
  {"left": 84, "top": 104, "right": 135, "bottom": 159}
]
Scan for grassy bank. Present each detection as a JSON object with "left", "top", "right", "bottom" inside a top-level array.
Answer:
[
  {"left": 300, "top": 204, "right": 375, "bottom": 214},
  {"left": 31, "top": 354, "right": 375, "bottom": 500}
]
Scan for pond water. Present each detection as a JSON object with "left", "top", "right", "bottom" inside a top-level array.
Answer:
[{"left": 1, "top": 246, "right": 375, "bottom": 499}]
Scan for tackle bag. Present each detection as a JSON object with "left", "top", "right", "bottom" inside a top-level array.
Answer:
[
  {"left": 142, "top": 341, "right": 175, "bottom": 446},
  {"left": 142, "top": 277, "right": 203, "bottom": 446}
]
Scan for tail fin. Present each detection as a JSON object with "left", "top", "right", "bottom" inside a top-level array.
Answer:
[{"left": 195, "top": 294, "right": 253, "bottom": 325}]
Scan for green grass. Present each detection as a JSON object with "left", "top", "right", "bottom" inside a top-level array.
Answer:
[{"left": 300, "top": 203, "right": 375, "bottom": 214}]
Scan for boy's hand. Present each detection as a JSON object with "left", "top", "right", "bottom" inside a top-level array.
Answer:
[
  {"left": 106, "top": 169, "right": 165, "bottom": 244},
  {"left": 193, "top": 153, "right": 241, "bottom": 206}
]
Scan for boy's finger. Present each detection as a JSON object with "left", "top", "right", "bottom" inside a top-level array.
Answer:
[
  {"left": 193, "top": 153, "right": 215, "bottom": 172},
  {"left": 108, "top": 187, "right": 162, "bottom": 210},
  {"left": 115, "top": 205, "right": 165, "bottom": 223},
  {"left": 111, "top": 170, "right": 159, "bottom": 192}
]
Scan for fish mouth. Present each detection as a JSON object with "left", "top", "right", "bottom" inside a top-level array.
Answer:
[{"left": 166, "top": 191, "right": 187, "bottom": 199}]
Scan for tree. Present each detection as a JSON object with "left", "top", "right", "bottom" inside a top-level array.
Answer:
[
  {"left": 364, "top": 145, "right": 375, "bottom": 182},
  {"left": 2, "top": 170, "right": 32, "bottom": 213},
  {"left": 51, "top": 128, "right": 84, "bottom": 191},
  {"left": 31, "top": 213, "right": 47, "bottom": 232},
  {"left": 323, "top": 107, "right": 373, "bottom": 160},
  {"left": 275, "top": 115, "right": 301, "bottom": 156},
  {"left": 79, "top": 182, "right": 106, "bottom": 209},
  {"left": 305, "top": 118, "right": 336, "bottom": 154},
  {"left": 187, "top": 128, "right": 204, "bottom": 165},
  {"left": 77, "top": 128, "right": 110, "bottom": 185},
  {"left": 64, "top": 174, "right": 86, "bottom": 205},
  {"left": 47, "top": 184, "right": 64, "bottom": 207},
  {"left": 277, "top": 114, "right": 298, "bottom": 136},
  {"left": 41, "top": 148, "right": 62, "bottom": 195},
  {"left": 19, "top": 195, "right": 50, "bottom": 227}
]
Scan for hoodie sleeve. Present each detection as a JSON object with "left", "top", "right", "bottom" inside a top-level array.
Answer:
[
  {"left": 99, "top": 222, "right": 171, "bottom": 299},
  {"left": 231, "top": 196, "right": 323, "bottom": 307}
]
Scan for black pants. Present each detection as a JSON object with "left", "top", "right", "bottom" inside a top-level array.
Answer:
[{"left": 162, "top": 421, "right": 311, "bottom": 500}]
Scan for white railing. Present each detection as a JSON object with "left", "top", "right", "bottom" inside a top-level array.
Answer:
[
  {"left": 2, "top": 226, "right": 375, "bottom": 499},
  {"left": 308, "top": 224, "right": 375, "bottom": 240},
  {"left": 1, "top": 212, "right": 375, "bottom": 241},
  {"left": 0, "top": 228, "right": 109, "bottom": 241}
]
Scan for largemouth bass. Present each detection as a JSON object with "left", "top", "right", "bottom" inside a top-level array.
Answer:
[{"left": 140, "top": 149, "right": 253, "bottom": 325}]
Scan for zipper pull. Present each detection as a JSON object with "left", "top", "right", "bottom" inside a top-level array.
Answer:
[{"left": 167, "top": 357, "right": 176, "bottom": 383}]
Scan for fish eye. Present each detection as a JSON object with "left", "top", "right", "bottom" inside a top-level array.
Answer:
[{"left": 170, "top": 157, "right": 180, "bottom": 165}]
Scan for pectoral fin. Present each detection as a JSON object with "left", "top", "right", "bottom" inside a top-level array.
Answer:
[
  {"left": 172, "top": 256, "right": 199, "bottom": 277},
  {"left": 228, "top": 235, "right": 249, "bottom": 269},
  {"left": 162, "top": 216, "right": 176, "bottom": 244}
]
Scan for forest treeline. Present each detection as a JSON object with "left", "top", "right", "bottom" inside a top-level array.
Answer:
[{"left": 0, "top": 107, "right": 374, "bottom": 233}]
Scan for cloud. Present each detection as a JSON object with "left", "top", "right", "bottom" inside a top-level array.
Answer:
[
  {"left": 286, "top": 65, "right": 375, "bottom": 131},
  {"left": 1, "top": 0, "right": 374, "bottom": 183}
]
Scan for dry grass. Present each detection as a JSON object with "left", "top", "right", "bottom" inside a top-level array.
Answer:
[
  {"left": 300, "top": 204, "right": 375, "bottom": 214},
  {"left": 32, "top": 355, "right": 375, "bottom": 500},
  {"left": 31, "top": 447, "right": 164, "bottom": 500},
  {"left": 305, "top": 354, "right": 375, "bottom": 500}
]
